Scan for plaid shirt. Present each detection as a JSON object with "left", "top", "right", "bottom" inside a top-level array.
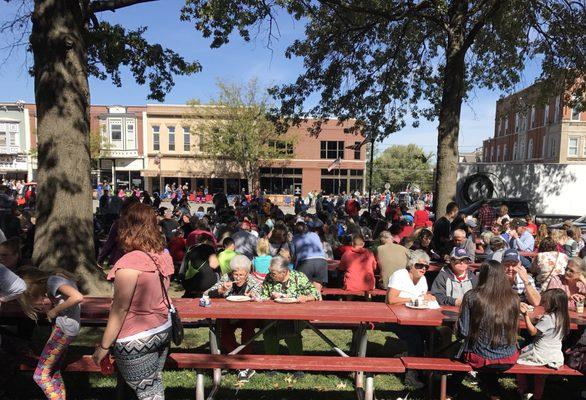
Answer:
[{"left": 477, "top": 205, "right": 496, "bottom": 230}]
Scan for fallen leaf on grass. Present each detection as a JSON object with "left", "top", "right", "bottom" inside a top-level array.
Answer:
[
  {"left": 273, "top": 383, "right": 280, "bottom": 389},
  {"left": 234, "top": 380, "right": 246, "bottom": 389},
  {"left": 284, "top": 375, "right": 294, "bottom": 384},
  {"left": 335, "top": 382, "right": 347, "bottom": 389}
]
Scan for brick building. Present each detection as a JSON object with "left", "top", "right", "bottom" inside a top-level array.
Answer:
[
  {"left": 483, "top": 82, "right": 586, "bottom": 163},
  {"left": 141, "top": 104, "right": 366, "bottom": 195}
]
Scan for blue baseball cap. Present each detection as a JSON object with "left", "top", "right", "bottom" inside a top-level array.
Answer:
[
  {"left": 450, "top": 247, "right": 471, "bottom": 260},
  {"left": 502, "top": 249, "right": 520, "bottom": 263}
]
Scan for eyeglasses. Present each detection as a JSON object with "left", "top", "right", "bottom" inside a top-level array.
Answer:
[
  {"left": 414, "top": 263, "right": 429, "bottom": 270},
  {"left": 451, "top": 258, "right": 472, "bottom": 265}
]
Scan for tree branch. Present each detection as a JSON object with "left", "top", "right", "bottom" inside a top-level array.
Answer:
[
  {"left": 90, "top": 0, "right": 158, "bottom": 13},
  {"left": 462, "top": 0, "right": 503, "bottom": 50}
]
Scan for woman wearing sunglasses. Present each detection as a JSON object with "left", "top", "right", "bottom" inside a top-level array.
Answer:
[
  {"left": 386, "top": 249, "right": 435, "bottom": 306},
  {"left": 386, "top": 250, "right": 436, "bottom": 389}
]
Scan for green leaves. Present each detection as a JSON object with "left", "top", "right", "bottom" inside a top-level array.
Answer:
[
  {"left": 370, "top": 144, "right": 434, "bottom": 193},
  {"left": 86, "top": 21, "right": 201, "bottom": 101}
]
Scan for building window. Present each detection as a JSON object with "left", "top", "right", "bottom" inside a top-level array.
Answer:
[
  {"left": 183, "top": 127, "right": 190, "bottom": 151},
  {"left": 571, "top": 108, "right": 581, "bottom": 121},
  {"left": 530, "top": 106, "right": 536, "bottom": 128},
  {"left": 354, "top": 141, "right": 361, "bottom": 159},
  {"left": 491, "top": 146, "right": 495, "bottom": 161},
  {"left": 496, "top": 146, "right": 500, "bottom": 161},
  {"left": 542, "top": 138, "right": 547, "bottom": 158},
  {"left": 153, "top": 125, "right": 160, "bottom": 151},
  {"left": 269, "top": 140, "right": 294, "bottom": 156},
  {"left": 544, "top": 104, "right": 549, "bottom": 126},
  {"left": 504, "top": 118, "right": 509, "bottom": 134},
  {"left": 527, "top": 138, "right": 533, "bottom": 159},
  {"left": 503, "top": 144, "right": 508, "bottom": 160},
  {"left": 0, "top": 122, "right": 19, "bottom": 147},
  {"left": 259, "top": 168, "right": 302, "bottom": 194},
  {"left": 320, "top": 140, "right": 345, "bottom": 159},
  {"left": 512, "top": 142, "right": 518, "bottom": 160},
  {"left": 550, "top": 137, "right": 557, "bottom": 157},
  {"left": 168, "top": 126, "right": 175, "bottom": 151},
  {"left": 568, "top": 137, "right": 579, "bottom": 156},
  {"left": 110, "top": 123, "right": 122, "bottom": 141}
]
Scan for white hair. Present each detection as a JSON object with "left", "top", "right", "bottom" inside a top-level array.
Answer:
[
  {"left": 407, "top": 250, "right": 431, "bottom": 269},
  {"left": 230, "top": 255, "right": 251, "bottom": 273}
]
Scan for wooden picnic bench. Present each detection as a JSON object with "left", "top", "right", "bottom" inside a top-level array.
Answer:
[
  {"left": 402, "top": 356, "right": 583, "bottom": 400},
  {"left": 20, "top": 353, "right": 405, "bottom": 400}
]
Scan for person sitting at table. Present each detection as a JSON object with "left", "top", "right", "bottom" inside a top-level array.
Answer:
[
  {"left": 529, "top": 236, "right": 568, "bottom": 291},
  {"left": 260, "top": 256, "right": 320, "bottom": 376},
  {"left": 386, "top": 250, "right": 435, "bottom": 389},
  {"left": 485, "top": 236, "right": 507, "bottom": 262},
  {"left": 179, "top": 235, "right": 220, "bottom": 298},
  {"left": 375, "top": 230, "right": 410, "bottom": 290},
  {"left": 252, "top": 238, "right": 273, "bottom": 280},
  {"left": 457, "top": 260, "right": 520, "bottom": 400},
  {"left": 204, "top": 255, "right": 261, "bottom": 382},
  {"left": 546, "top": 257, "right": 586, "bottom": 308},
  {"left": 516, "top": 288, "right": 570, "bottom": 400},
  {"left": 339, "top": 233, "right": 377, "bottom": 292},
  {"left": 448, "top": 229, "right": 476, "bottom": 263},
  {"left": 502, "top": 249, "right": 541, "bottom": 307},
  {"left": 431, "top": 247, "right": 478, "bottom": 306}
]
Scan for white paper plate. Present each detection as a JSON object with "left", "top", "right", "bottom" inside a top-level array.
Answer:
[
  {"left": 405, "top": 303, "right": 430, "bottom": 310},
  {"left": 226, "top": 295, "right": 252, "bottom": 302},
  {"left": 274, "top": 297, "right": 299, "bottom": 304}
]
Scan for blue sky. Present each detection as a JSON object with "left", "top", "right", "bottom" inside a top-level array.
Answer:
[{"left": 0, "top": 0, "right": 542, "bottom": 154}]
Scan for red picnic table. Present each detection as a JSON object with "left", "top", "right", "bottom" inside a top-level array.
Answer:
[{"left": 388, "top": 304, "right": 584, "bottom": 330}]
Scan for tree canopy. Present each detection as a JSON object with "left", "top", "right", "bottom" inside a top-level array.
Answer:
[
  {"left": 370, "top": 144, "right": 434, "bottom": 193},
  {"left": 181, "top": 0, "right": 586, "bottom": 213},
  {"left": 184, "top": 79, "right": 295, "bottom": 193}
]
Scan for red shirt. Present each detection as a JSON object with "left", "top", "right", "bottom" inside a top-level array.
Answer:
[
  {"left": 167, "top": 236, "right": 186, "bottom": 265},
  {"left": 413, "top": 210, "right": 430, "bottom": 229},
  {"left": 340, "top": 247, "right": 377, "bottom": 291}
]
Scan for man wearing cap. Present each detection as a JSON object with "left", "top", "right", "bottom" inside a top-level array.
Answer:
[
  {"left": 432, "top": 248, "right": 478, "bottom": 306},
  {"left": 502, "top": 249, "right": 541, "bottom": 306},
  {"left": 231, "top": 220, "right": 258, "bottom": 260}
]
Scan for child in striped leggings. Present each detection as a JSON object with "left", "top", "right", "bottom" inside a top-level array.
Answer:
[{"left": 20, "top": 268, "right": 83, "bottom": 400}]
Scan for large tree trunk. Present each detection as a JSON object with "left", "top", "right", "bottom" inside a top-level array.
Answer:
[
  {"left": 31, "top": 0, "right": 108, "bottom": 294},
  {"left": 434, "top": 13, "right": 467, "bottom": 216}
]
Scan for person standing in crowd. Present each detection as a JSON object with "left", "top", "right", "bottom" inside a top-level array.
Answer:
[
  {"left": 457, "top": 260, "right": 520, "bottom": 399},
  {"left": 291, "top": 221, "right": 328, "bottom": 291},
  {"left": 218, "top": 237, "right": 237, "bottom": 275},
  {"left": 509, "top": 218, "right": 535, "bottom": 253},
  {"left": 496, "top": 204, "right": 510, "bottom": 225},
  {"left": 232, "top": 220, "right": 258, "bottom": 260},
  {"left": 477, "top": 200, "right": 496, "bottom": 232},
  {"left": 93, "top": 203, "right": 174, "bottom": 400},
  {"left": 530, "top": 237, "right": 569, "bottom": 291},
  {"left": 432, "top": 201, "right": 459, "bottom": 258},
  {"left": 450, "top": 228, "right": 476, "bottom": 262},
  {"left": 20, "top": 268, "right": 82, "bottom": 400}
]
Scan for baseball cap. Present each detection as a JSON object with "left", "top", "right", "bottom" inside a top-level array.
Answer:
[
  {"left": 511, "top": 218, "right": 527, "bottom": 228},
  {"left": 450, "top": 247, "right": 471, "bottom": 260},
  {"left": 502, "top": 249, "right": 520, "bottom": 263}
]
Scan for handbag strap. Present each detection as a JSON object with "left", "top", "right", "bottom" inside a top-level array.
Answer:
[{"left": 143, "top": 251, "right": 173, "bottom": 311}]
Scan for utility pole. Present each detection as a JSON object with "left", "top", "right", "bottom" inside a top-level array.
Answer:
[{"left": 367, "top": 136, "right": 375, "bottom": 213}]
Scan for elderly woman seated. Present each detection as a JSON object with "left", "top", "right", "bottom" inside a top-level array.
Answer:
[
  {"left": 260, "top": 256, "right": 320, "bottom": 374},
  {"left": 204, "top": 255, "right": 262, "bottom": 381}
]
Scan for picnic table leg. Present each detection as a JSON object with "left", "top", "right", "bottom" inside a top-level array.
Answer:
[
  {"left": 427, "top": 327, "right": 436, "bottom": 400},
  {"left": 196, "top": 372, "right": 205, "bottom": 400},
  {"left": 355, "top": 323, "right": 369, "bottom": 389},
  {"left": 303, "top": 322, "right": 350, "bottom": 358},
  {"left": 364, "top": 373, "right": 374, "bottom": 400},
  {"left": 228, "top": 321, "right": 276, "bottom": 355},
  {"left": 208, "top": 319, "right": 221, "bottom": 400}
]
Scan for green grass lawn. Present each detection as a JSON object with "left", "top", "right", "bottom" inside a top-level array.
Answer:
[{"left": 6, "top": 322, "right": 583, "bottom": 400}]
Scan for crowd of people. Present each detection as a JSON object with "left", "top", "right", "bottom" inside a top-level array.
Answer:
[{"left": 1, "top": 184, "right": 586, "bottom": 399}]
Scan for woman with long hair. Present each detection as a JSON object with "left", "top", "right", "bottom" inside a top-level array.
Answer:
[
  {"left": 92, "top": 203, "right": 174, "bottom": 400},
  {"left": 457, "top": 260, "right": 520, "bottom": 400}
]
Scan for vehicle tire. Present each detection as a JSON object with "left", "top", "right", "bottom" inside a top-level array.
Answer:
[{"left": 460, "top": 173, "right": 494, "bottom": 205}]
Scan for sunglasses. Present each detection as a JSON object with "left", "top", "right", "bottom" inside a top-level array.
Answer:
[
  {"left": 414, "top": 263, "right": 429, "bottom": 270},
  {"left": 451, "top": 258, "right": 472, "bottom": 264}
]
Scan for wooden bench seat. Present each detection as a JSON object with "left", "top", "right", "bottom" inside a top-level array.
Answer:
[{"left": 401, "top": 357, "right": 583, "bottom": 400}]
